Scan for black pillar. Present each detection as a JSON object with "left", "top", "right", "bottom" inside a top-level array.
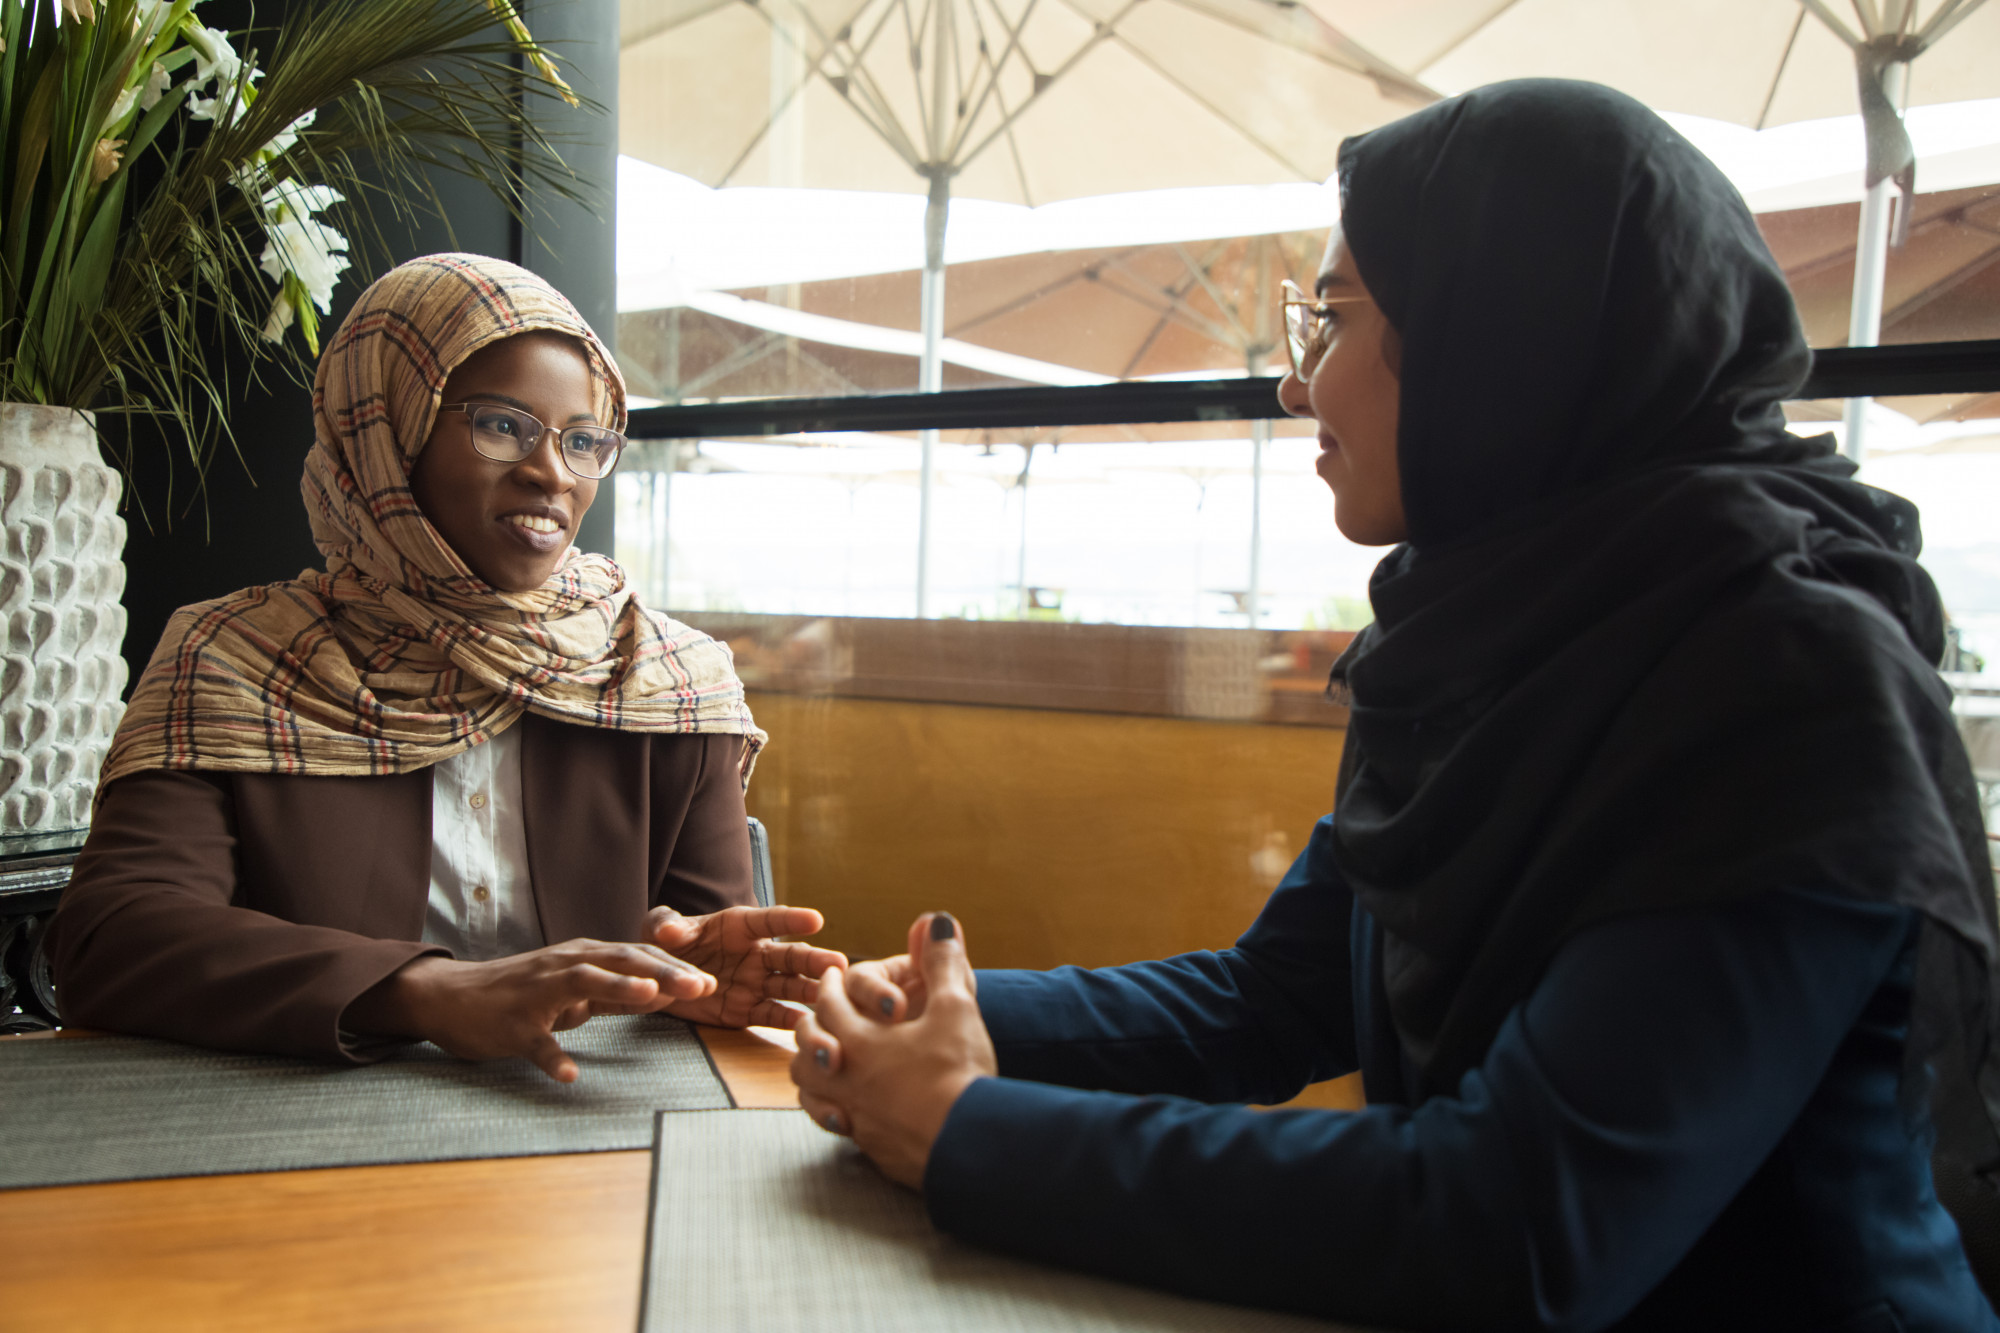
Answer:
[{"left": 118, "top": 0, "right": 620, "bottom": 690}]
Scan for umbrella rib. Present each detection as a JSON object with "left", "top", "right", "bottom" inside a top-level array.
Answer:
[
  {"left": 1801, "top": 0, "right": 1865, "bottom": 47},
  {"left": 904, "top": 0, "right": 940, "bottom": 157},
  {"left": 718, "top": 0, "right": 925, "bottom": 179},
  {"left": 1098, "top": 262, "right": 1240, "bottom": 345},
  {"left": 1755, "top": 9, "right": 1806, "bottom": 129},
  {"left": 1918, "top": 0, "right": 1988, "bottom": 45},
  {"left": 1168, "top": 243, "right": 1255, "bottom": 346},
  {"left": 815, "top": 0, "right": 931, "bottom": 167},
  {"left": 954, "top": 0, "right": 1140, "bottom": 166},
  {"left": 680, "top": 331, "right": 787, "bottom": 396},
  {"left": 1851, "top": 0, "right": 1885, "bottom": 36},
  {"left": 947, "top": 0, "right": 1046, "bottom": 163}
]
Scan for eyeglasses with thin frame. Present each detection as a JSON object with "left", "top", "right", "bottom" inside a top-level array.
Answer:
[
  {"left": 1280, "top": 279, "right": 1375, "bottom": 378},
  {"left": 436, "top": 402, "right": 625, "bottom": 480}
]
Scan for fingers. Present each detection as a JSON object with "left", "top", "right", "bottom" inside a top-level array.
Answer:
[
  {"left": 760, "top": 939, "right": 847, "bottom": 979},
  {"left": 742, "top": 997, "right": 811, "bottom": 1029},
  {"left": 793, "top": 1006, "right": 843, "bottom": 1077},
  {"left": 574, "top": 941, "right": 715, "bottom": 1000},
  {"left": 811, "top": 963, "right": 863, "bottom": 1041},
  {"left": 760, "top": 972, "right": 823, "bottom": 1005},
  {"left": 791, "top": 1009, "right": 848, "bottom": 1134},
  {"left": 844, "top": 959, "right": 913, "bottom": 1023},
  {"left": 732, "top": 905, "right": 827, "bottom": 941},
  {"left": 645, "top": 906, "right": 693, "bottom": 948},
  {"left": 798, "top": 1088, "right": 849, "bottom": 1136},
  {"left": 528, "top": 1030, "right": 579, "bottom": 1083}
]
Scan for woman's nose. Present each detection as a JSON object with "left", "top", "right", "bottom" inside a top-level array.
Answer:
[
  {"left": 1276, "top": 368, "right": 1313, "bottom": 419},
  {"left": 511, "top": 431, "right": 578, "bottom": 494}
]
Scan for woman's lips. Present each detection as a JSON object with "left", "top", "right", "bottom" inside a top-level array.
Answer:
[{"left": 499, "top": 512, "right": 568, "bottom": 554}]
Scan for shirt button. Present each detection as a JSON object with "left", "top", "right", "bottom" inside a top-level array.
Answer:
[
  {"left": 472, "top": 885, "right": 490, "bottom": 903},
  {"left": 469, "top": 792, "right": 487, "bottom": 810}
]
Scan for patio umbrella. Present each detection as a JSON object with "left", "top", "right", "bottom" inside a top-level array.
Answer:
[
  {"left": 618, "top": 0, "right": 1433, "bottom": 612},
  {"left": 1305, "top": 0, "right": 1998, "bottom": 458}
]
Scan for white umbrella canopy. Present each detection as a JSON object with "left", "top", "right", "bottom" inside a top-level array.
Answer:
[
  {"left": 1304, "top": 0, "right": 1999, "bottom": 129},
  {"left": 619, "top": 0, "right": 1434, "bottom": 204}
]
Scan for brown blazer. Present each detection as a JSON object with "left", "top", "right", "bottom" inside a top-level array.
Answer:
[{"left": 49, "top": 714, "right": 754, "bottom": 1063}]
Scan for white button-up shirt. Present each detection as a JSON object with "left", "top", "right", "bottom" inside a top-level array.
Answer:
[{"left": 422, "top": 725, "right": 545, "bottom": 961}]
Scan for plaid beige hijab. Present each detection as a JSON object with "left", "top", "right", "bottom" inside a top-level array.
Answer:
[{"left": 102, "top": 254, "right": 763, "bottom": 789}]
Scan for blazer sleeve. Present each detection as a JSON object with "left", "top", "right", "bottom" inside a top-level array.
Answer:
[
  {"left": 47, "top": 770, "right": 443, "bottom": 1064},
  {"left": 647, "top": 732, "right": 757, "bottom": 917},
  {"left": 971, "top": 813, "right": 1361, "bottom": 1104}
]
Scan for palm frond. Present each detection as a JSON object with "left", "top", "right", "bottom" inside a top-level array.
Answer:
[{"left": 0, "top": 0, "right": 601, "bottom": 514}]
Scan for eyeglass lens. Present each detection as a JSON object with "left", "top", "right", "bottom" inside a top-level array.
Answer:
[
  {"left": 1284, "top": 301, "right": 1329, "bottom": 374},
  {"left": 463, "top": 404, "right": 622, "bottom": 479}
]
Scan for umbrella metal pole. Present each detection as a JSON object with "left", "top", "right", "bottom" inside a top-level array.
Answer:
[
  {"left": 1245, "top": 332, "right": 1269, "bottom": 631},
  {"left": 1841, "top": 58, "right": 1909, "bottom": 465},
  {"left": 657, "top": 444, "right": 675, "bottom": 609},
  {"left": 1249, "top": 419, "right": 1267, "bottom": 629},
  {"left": 917, "top": 172, "right": 951, "bottom": 618}
]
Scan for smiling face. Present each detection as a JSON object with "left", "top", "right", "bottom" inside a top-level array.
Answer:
[
  {"left": 1277, "top": 225, "right": 1408, "bottom": 546},
  {"left": 411, "top": 332, "right": 602, "bottom": 592}
]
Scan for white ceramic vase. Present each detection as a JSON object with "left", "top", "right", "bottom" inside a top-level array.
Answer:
[{"left": 0, "top": 403, "right": 127, "bottom": 849}]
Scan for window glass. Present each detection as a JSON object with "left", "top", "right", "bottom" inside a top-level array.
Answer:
[{"left": 614, "top": 4, "right": 2000, "bottom": 986}]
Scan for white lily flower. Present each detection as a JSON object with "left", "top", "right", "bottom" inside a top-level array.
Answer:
[
  {"left": 188, "top": 72, "right": 258, "bottom": 125},
  {"left": 107, "top": 85, "right": 138, "bottom": 129},
  {"left": 183, "top": 24, "right": 241, "bottom": 88},
  {"left": 138, "top": 61, "right": 172, "bottom": 112},
  {"left": 133, "top": 0, "right": 170, "bottom": 42},
  {"left": 262, "top": 179, "right": 343, "bottom": 219},
  {"left": 262, "top": 109, "right": 315, "bottom": 159},
  {"left": 260, "top": 214, "right": 351, "bottom": 314}
]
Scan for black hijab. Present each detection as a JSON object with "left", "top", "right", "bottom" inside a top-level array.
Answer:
[{"left": 1326, "top": 80, "right": 2000, "bottom": 1182}]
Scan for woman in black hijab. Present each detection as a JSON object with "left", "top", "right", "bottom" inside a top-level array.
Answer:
[{"left": 789, "top": 80, "right": 2000, "bottom": 1330}]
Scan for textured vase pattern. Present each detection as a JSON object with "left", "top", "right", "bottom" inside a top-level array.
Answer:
[{"left": 0, "top": 404, "right": 127, "bottom": 837}]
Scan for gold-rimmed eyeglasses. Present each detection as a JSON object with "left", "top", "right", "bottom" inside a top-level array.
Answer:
[
  {"left": 1280, "top": 279, "right": 1375, "bottom": 379},
  {"left": 436, "top": 402, "right": 625, "bottom": 480}
]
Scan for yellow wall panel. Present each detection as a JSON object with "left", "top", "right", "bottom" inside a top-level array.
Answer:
[{"left": 744, "top": 692, "right": 1346, "bottom": 970}]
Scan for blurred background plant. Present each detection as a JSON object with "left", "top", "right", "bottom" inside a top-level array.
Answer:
[{"left": 0, "top": 0, "right": 589, "bottom": 520}]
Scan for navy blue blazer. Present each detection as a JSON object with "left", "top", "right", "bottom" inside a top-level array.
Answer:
[{"left": 924, "top": 814, "right": 1997, "bottom": 1332}]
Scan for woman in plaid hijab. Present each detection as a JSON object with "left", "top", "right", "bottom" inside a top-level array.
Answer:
[{"left": 57, "top": 254, "right": 841, "bottom": 1078}]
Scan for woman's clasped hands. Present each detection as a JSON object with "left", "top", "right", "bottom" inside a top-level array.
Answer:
[
  {"left": 790, "top": 911, "right": 998, "bottom": 1188},
  {"left": 349, "top": 905, "right": 846, "bottom": 1082}
]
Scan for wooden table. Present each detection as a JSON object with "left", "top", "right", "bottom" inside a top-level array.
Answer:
[{"left": 0, "top": 1026, "right": 802, "bottom": 1333}]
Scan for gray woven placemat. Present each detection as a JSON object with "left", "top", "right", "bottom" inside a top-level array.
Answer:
[
  {"left": 639, "top": 1109, "right": 1354, "bottom": 1332},
  {"left": 0, "top": 1014, "right": 728, "bottom": 1189}
]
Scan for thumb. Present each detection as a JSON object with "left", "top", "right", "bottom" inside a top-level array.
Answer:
[
  {"left": 647, "top": 906, "right": 697, "bottom": 948},
  {"left": 917, "top": 911, "right": 974, "bottom": 1002}
]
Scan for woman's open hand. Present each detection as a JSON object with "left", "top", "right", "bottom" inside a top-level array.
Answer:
[
  {"left": 349, "top": 940, "right": 715, "bottom": 1082},
  {"left": 790, "top": 912, "right": 997, "bottom": 1189},
  {"left": 645, "top": 904, "right": 846, "bottom": 1029}
]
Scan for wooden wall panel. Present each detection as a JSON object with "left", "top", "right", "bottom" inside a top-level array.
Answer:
[{"left": 743, "top": 692, "right": 1346, "bottom": 971}]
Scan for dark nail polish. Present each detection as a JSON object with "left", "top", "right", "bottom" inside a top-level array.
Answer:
[
  {"left": 879, "top": 996, "right": 895, "bottom": 1018},
  {"left": 930, "top": 912, "right": 957, "bottom": 942},
  {"left": 822, "top": 1111, "right": 843, "bottom": 1133},
  {"left": 814, "top": 1045, "right": 830, "bottom": 1069}
]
